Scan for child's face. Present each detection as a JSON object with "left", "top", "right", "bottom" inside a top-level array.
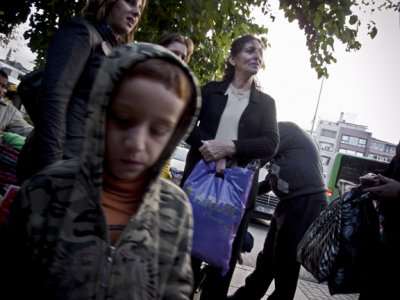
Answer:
[{"left": 105, "top": 77, "right": 186, "bottom": 181}]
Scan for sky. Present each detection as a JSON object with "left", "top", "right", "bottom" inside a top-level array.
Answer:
[
  {"left": 1, "top": 4, "right": 399, "bottom": 145},
  {"left": 253, "top": 5, "right": 400, "bottom": 145}
]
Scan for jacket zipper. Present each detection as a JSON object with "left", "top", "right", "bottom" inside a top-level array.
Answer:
[
  {"left": 100, "top": 213, "right": 137, "bottom": 289},
  {"left": 101, "top": 245, "right": 115, "bottom": 288}
]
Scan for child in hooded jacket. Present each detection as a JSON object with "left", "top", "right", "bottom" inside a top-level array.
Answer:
[{"left": 0, "top": 42, "right": 200, "bottom": 300}]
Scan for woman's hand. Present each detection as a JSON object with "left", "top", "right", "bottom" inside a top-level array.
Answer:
[
  {"left": 199, "top": 140, "right": 236, "bottom": 162},
  {"left": 364, "top": 174, "right": 400, "bottom": 201}
]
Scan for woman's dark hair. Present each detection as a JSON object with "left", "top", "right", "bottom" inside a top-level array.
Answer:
[
  {"left": 81, "top": 0, "right": 147, "bottom": 43},
  {"left": 222, "top": 34, "right": 265, "bottom": 84},
  {"left": 157, "top": 33, "right": 194, "bottom": 63}
]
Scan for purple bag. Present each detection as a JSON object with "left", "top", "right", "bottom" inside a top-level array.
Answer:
[{"left": 183, "top": 159, "right": 254, "bottom": 275}]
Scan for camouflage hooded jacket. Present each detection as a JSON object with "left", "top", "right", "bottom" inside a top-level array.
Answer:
[{"left": 0, "top": 43, "right": 201, "bottom": 300}]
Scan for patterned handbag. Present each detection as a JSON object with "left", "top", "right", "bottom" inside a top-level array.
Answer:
[{"left": 296, "top": 195, "right": 342, "bottom": 282}]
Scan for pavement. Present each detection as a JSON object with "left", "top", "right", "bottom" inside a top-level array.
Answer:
[{"left": 228, "top": 264, "right": 359, "bottom": 300}]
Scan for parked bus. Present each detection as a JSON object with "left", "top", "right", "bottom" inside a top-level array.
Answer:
[{"left": 327, "top": 153, "right": 388, "bottom": 201}]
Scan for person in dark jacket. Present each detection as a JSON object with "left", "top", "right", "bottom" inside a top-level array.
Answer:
[
  {"left": 181, "top": 34, "right": 279, "bottom": 300},
  {"left": 17, "top": 0, "right": 146, "bottom": 183},
  {"left": 228, "top": 121, "right": 328, "bottom": 300},
  {"left": 359, "top": 141, "right": 400, "bottom": 300}
]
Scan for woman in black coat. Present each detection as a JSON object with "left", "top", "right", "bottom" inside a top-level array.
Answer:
[
  {"left": 181, "top": 34, "right": 279, "bottom": 300},
  {"left": 17, "top": 0, "right": 146, "bottom": 183}
]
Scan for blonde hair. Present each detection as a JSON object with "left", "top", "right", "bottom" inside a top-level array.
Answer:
[{"left": 81, "top": 0, "right": 147, "bottom": 43}]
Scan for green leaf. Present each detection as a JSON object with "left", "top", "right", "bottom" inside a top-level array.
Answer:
[
  {"left": 313, "top": 13, "right": 322, "bottom": 28},
  {"left": 369, "top": 26, "right": 378, "bottom": 39},
  {"left": 349, "top": 15, "right": 358, "bottom": 25}
]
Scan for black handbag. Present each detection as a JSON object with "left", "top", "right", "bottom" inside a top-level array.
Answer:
[
  {"left": 297, "top": 182, "right": 380, "bottom": 295},
  {"left": 296, "top": 194, "right": 342, "bottom": 282},
  {"left": 327, "top": 185, "right": 380, "bottom": 295}
]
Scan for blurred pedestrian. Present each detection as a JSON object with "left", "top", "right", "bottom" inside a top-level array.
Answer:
[
  {"left": 181, "top": 34, "right": 279, "bottom": 300},
  {"left": 228, "top": 121, "right": 328, "bottom": 300},
  {"left": 0, "top": 69, "right": 32, "bottom": 137},
  {"left": 0, "top": 43, "right": 200, "bottom": 299}
]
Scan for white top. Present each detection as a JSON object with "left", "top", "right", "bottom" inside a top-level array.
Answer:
[{"left": 214, "top": 83, "right": 250, "bottom": 141}]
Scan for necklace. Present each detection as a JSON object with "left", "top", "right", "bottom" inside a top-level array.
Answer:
[{"left": 229, "top": 83, "right": 250, "bottom": 101}]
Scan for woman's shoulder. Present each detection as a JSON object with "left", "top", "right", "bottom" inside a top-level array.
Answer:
[
  {"left": 56, "top": 17, "right": 99, "bottom": 37},
  {"left": 202, "top": 80, "right": 229, "bottom": 93},
  {"left": 253, "top": 87, "right": 276, "bottom": 104}
]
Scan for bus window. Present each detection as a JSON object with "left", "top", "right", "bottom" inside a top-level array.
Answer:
[{"left": 327, "top": 153, "right": 388, "bottom": 201}]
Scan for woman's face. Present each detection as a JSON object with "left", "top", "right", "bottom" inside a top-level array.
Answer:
[
  {"left": 165, "top": 41, "right": 188, "bottom": 62},
  {"left": 106, "top": 0, "right": 143, "bottom": 36},
  {"left": 229, "top": 39, "right": 264, "bottom": 78}
]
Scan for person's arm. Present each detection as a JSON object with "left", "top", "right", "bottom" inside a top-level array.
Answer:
[
  {"left": 185, "top": 83, "right": 215, "bottom": 149},
  {"left": 36, "top": 18, "right": 94, "bottom": 167},
  {"left": 162, "top": 202, "right": 193, "bottom": 300},
  {"left": 6, "top": 105, "right": 33, "bottom": 137}
]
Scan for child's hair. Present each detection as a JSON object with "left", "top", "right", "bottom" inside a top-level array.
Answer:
[{"left": 121, "top": 58, "right": 193, "bottom": 102}]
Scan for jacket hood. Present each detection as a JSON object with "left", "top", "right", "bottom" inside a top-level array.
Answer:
[{"left": 79, "top": 42, "right": 201, "bottom": 190}]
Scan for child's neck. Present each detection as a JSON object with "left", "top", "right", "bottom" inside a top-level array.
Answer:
[{"left": 102, "top": 172, "right": 148, "bottom": 198}]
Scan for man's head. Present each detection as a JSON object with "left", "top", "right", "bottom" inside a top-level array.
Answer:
[
  {"left": 157, "top": 33, "right": 194, "bottom": 63},
  {"left": 105, "top": 58, "right": 194, "bottom": 181},
  {"left": 0, "top": 69, "right": 8, "bottom": 98}
]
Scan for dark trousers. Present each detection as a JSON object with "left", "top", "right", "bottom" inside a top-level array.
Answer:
[
  {"left": 231, "top": 192, "right": 328, "bottom": 300},
  {"left": 191, "top": 207, "right": 253, "bottom": 300}
]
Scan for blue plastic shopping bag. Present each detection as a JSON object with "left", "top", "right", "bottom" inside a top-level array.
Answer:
[{"left": 183, "top": 159, "right": 254, "bottom": 275}]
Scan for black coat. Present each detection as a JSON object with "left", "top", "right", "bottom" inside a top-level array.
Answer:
[
  {"left": 36, "top": 17, "right": 117, "bottom": 166},
  {"left": 182, "top": 80, "right": 279, "bottom": 210}
]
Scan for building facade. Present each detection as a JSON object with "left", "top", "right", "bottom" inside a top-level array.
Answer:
[{"left": 313, "top": 113, "right": 396, "bottom": 182}]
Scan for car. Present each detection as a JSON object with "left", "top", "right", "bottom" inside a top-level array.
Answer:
[
  {"left": 169, "top": 146, "right": 189, "bottom": 184},
  {"left": 252, "top": 167, "right": 279, "bottom": 221}
]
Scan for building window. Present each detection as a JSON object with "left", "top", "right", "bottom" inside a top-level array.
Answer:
[
  {"left": 371, "top": 142, "right": 384, "bottom": 152},
  {"left": 358, "top": 138, "right": 366, "bottom": 146},
  {"left": 321, "top": 156, "right": 330, "bottom": 166},
  {"left": 319, "top": 142, "right": 334, "bottom": 152},
  {"left": 341, "top": 135, "right": 349, "bottom": 142},
  {"left": 383, "top": 157, "right": 392, "bottom": 163},
  {"left": 384, "top": 144, "right": 396, "bottom": 154},
  {"left": 321, "top": 129, "right": 337, "bottom": 139},
  {"left": 341, "top": 135, "right": 366, "bottom": 148}
]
